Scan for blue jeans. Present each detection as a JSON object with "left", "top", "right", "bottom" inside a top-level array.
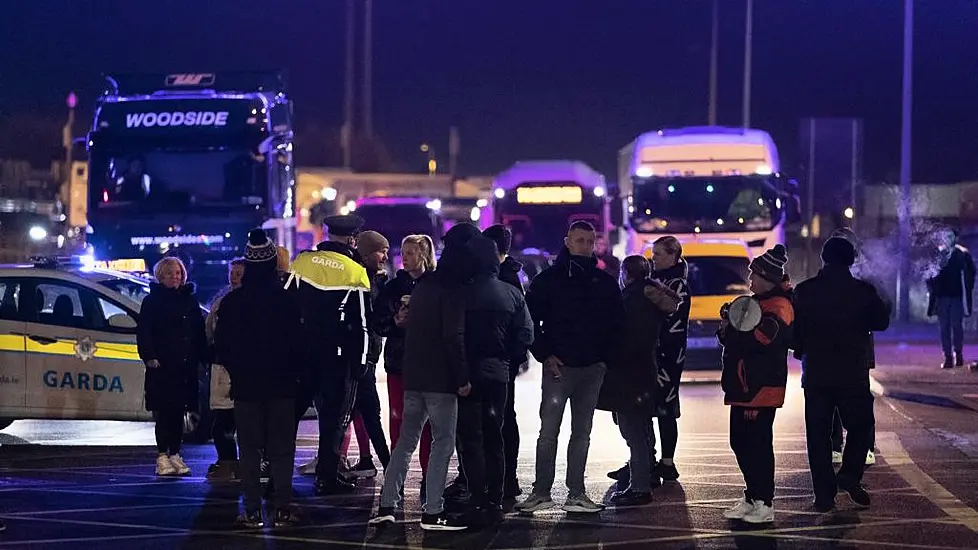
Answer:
[
  {"left": 531, "top": 362, "right": 606, "bottom": 497},
  {"left": 379, "top": 391, "right": 457, "bottom": 515}
]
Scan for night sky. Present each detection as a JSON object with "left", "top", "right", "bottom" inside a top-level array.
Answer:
[{"left": 1, "top": 1, "right": 975, "bottom": 183}]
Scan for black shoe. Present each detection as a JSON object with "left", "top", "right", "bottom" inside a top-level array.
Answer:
[
  {"left": 607, "top": 463, "right": 630, "bottom": 482},
  {"left": 368, "top": 506, "right": 396, "bottom": 525},
  {"left": 350, "top": 457, "right": 378, "bottom": 479},
  {"left": 610, "top": 489, "right": 652, "bottom": 507},
  {"left": 956, "top": 354, "right": 965, "bottom": 367},
  {"left": 942, "top": 356, "right": 955, "bottom": 369},
  {"left": 420, "top": 511, "right": 467, "bottom": 531},
  {"left": 813, "top": 500, "right": 836, "bottom": 513},
  {"left": 236, "top": 510, "right": 264, "bottom": 528},
  {"left": 656, "top": 462, "right": 680, "bottom": 482},
  {"left": 273, "top": 509, "right": 300, "bottom": 528},
  {"left": 837, "top": 477, "right": 871, "bottom": 508},
  {"left": 314, "top": 475, "right": 356, "bottom": 495}
]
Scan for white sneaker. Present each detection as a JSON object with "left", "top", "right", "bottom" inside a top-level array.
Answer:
[
  {"left": 723, "top": 498, "right": 755, "bottom": 520},
  {"left": 865, "top": 450, "right": 876, "bottom": 466},
  {"left": 169, "top": 454, "right": 191, "bottom": 476},
  {"left": 156, "top": 453, "right": 176, "bottom": 476},
  {"left": 297, "top": 456, "right": 318, "bottom": 476},
  {"left": 832, "top": 451, "right": 843, "bottom": 465},
  {"left": 742, "top": 502, "right": 774, "bottom": 524},
  {"left": 563, "top": 493, "right": 604, "bottom": 513}
]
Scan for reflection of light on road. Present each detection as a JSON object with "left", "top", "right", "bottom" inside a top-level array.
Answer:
[{"left": 1, "top": 420, "right": 157, "bottom": 446}]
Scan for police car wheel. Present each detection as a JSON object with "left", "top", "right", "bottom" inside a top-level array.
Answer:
[{"left": 0, "top": 418, "right": 15, "bottom": 431}]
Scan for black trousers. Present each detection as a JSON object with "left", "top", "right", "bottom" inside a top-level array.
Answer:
[
  {"left": 831, "top": 407, "right": 876, "bottom": 453},
  {"left": 456, "top": 380, "right": 508, "bottom": 506},
  {"left": 235, "top": 399, "right": 296, "bottom": 512},
  {"left": 805, "top": 386, "right": 874, "bottom": 504},
  {"left": 153, "top": 409, "right": 184, "bottom": 455},
  {"left": 354, "top": 365, "right": 391, "bottom": 468},
  {"left": 211, "top": 409, "right": 237, "bottom": 461},
  {"left": 315, "top": 370, "right": 359, "bottom": 482},
  {"left": 502, "top": 377, "right": 520, "bottom": 492},
  {"left": 730, "top": 407, "right": 776, "bottom": 505}
]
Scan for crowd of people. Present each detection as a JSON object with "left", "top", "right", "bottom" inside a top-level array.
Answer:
[{"left": 129, "top": 214, "right": 896, "bottom": 532}]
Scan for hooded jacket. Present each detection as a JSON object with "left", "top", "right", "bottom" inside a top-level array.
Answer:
[
  {"left": 597, "top": 278, "right": 676, "bottom": 413},
  {"left": 215, "top": 266, "right": 303, "bottom": 401},
  {"left": 718, "top": 281, "right": 794, "bottom": 408},
  {"left": 137, "top": 282, "right": 208, "bottom": 412},
  {"left": 286, "top": 240, "right": 371, "bottom": 378},
  {"left": 927, "top": 244, "right": 976, "bottom": 317},
  {"left": 499, "top": 256, "right": 525, "bottom": 294},
  {"left": 792, "top": 264, "right": 890, "bottom": 389},
  {"left": 525, "top": 246, "right": 624, "bottom": 369},
  {"left": 460, "top": 235, "right": 534, "bottom": 383},
  {"left": 372, "top": 269, "right": 428, "bottom": 374}
]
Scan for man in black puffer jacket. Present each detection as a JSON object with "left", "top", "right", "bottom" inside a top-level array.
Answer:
[
  {"left": 517, "top": 221, "right": 624, "bottom": 514},
  {"left": 448, "top": 224, "right": 534, "bottom": 524},
  {"left": 216, "top": 229, "right": 303, "bottom": 528}
]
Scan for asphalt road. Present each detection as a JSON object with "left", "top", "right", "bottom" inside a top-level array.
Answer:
[{"left": 3, "top": 354, "right": 978, "bottom": 549}]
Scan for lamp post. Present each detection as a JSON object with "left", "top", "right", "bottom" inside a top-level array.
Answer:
[
  {"left": 742, "top": 0, "right": 753, "bottom": 128},
  {"left": 342, "top": 0, "right": 355, "bottom": 169},
  {"left": 708, "top": 0, "right": 719, "bottom": 125},
  {"left": 896, "top": 0, "right": 913, "bottom": 322}
]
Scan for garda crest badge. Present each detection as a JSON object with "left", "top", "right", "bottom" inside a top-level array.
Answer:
[{"left": 74, "top": 337, "right": 98, "bottom": 362}]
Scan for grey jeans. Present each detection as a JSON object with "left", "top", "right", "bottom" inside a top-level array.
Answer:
[
  {"left": 532, "top": 362, "right": 606, "bottom": 497},
  {"left": 379, "top": 390, "right": 458, "bottom": 515}
]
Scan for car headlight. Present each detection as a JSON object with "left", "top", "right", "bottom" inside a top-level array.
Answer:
[{"left": 29, "top": 226, "right": 48, "bottom": 241}]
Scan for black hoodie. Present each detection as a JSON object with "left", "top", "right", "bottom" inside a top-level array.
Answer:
[{"left": 525, "top": 246, "right": 624, "bottom": 369}]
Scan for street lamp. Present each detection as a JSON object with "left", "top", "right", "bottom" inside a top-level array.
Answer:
[{"left": 896, "top": 0, "right": 913, "bottom": 322}]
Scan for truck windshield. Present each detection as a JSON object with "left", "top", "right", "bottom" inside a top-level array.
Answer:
[
  {"left": 89, "top": 149, "right": 268, "bottom": 211},
  {"left": 686, "top": 256, "right": 750, "bottom": 296},
  {"left": 631, "top": 175, "right": 780, "bottom": 234}
]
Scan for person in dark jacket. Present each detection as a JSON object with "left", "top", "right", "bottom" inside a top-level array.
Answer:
[
  {"left": 452, "top": 228, "right": 534, "bottom": 524},
  {"left": 483, "top": 224, "right": 527, "bottom": 499},
  {"left": 598, "top": 256, "right": 676, "bottom": 507},
  {"left": 369, "top": 225, "right": 472, "bottom": 532},
  {"left": 793, "top": 235, "right": 891, "bottom": 512},
  {"left": 286, "top": 214, "right": 372, "bottom": 495},
  {"left": 926, "top": 229, "right": 976, "bottom": 368},
  {"left": 137, "top": 256, "right": 208, "bottom": 477},
  {"left": 517, "top": 221, "right": 624, "bottom": 514},
  {"left": 345, "top": 230, "right": 392, "bottom": 477},
  {"left": 718, "top": 244, "right": 793, "bottom": 525},
  {"left": 373, "top": 234, "right": 437, "bottom": 482},
  {"left": 215, "top": 229, "right": 303, "bottom": 528}
]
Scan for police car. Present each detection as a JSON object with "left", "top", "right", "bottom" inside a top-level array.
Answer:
[{"left": 0, "top": 257, "right": 211, "bottom": 440}]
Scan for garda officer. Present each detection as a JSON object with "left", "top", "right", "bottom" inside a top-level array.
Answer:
[{"left": 287, "top": 214, "right": 372, "bottom": 495}]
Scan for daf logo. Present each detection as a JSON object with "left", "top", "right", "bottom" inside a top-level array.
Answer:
[{"left": 165, "top": 73, "right": 216, "bottom": 87}]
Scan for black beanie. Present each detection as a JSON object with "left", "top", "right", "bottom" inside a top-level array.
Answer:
[
  {"left": 245, "top": 229, "right": 277, "bottom": 265},
  {"left": 821, "top": 236, "right": 857, "bottom": 267},
  {"left": 749, "top": 244, "right": 788, "bottom": 283}
]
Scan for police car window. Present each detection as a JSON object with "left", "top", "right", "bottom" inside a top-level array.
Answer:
[
  {"left": 0, "top": 281, "right": 21, "bottom": 320},
  {"left": 96, "top": 297, "right": 137, "bottom": 334},
  {"left": 98, "top": 297, "right": 127, "bottom": 319},
  {"left": 98, "top": 279, "right": 150, "bottom": 305},
  {"left": 35, "top": 283, "right": 87, "bottom": 329}
]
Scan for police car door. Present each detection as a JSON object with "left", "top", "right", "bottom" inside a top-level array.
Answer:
[
  {"left": 23, "top": 278, "right": 143, "bottom": 420},
  {"left": 0, "top": 277, "right": 28, "bottom": 419}
]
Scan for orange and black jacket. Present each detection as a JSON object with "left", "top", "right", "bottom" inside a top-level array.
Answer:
[{"left": 717, "top": 281, "right": 794, "bottom": 408}]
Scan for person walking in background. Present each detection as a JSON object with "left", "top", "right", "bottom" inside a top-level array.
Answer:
[
  {"left": 718, "top": 244, "right": 793, "bottom": 525},
  {"left": 216, "top": 229, "right": 303, "bottom": 528},
  {"left": 369, "top": 225, "right": 472, "bottom": 532},
  {"left": 793, "top": 235, "right": 890, "bottom": 512},
  {"left": 137, "top": 257, "right": 209, "bottom": 477},
  {"left": 483, "top": 224, "right": 527, "bottom": 500},
  {"left": 598, "top": 256, "right": 676, "bottom": 507},
  {"left": 347, "top": 230, "right": 392, "bottom": 477},
  {"left": 373, "top": 235, "right": 437, "bottom": 490},
  {"left": 517, "top": 221, "right": 624, "bottom": 514},
  {"left": 926, "top": 228, "right": 975, "bottom": 369},
  {"left": 287, "top": 214, "right": 372, "bottom": 496},
  {"left": 452, "top": 226, "right": 534, "bottom": 526},
  {"left": 205, "top": 258, "right": 245, "bottom": 482}
]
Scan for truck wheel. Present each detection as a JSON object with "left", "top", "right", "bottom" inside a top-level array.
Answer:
[{"left": 0, "top": 418, "right": 15, "bottom": 431}]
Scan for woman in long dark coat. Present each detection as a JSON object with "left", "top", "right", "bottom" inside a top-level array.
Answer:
[
  {"left": 648, "top": 236, "right": 690, "bottom": 482},
  {"left": 137, "top": 257, "right": 208, "bottom": 477}
]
